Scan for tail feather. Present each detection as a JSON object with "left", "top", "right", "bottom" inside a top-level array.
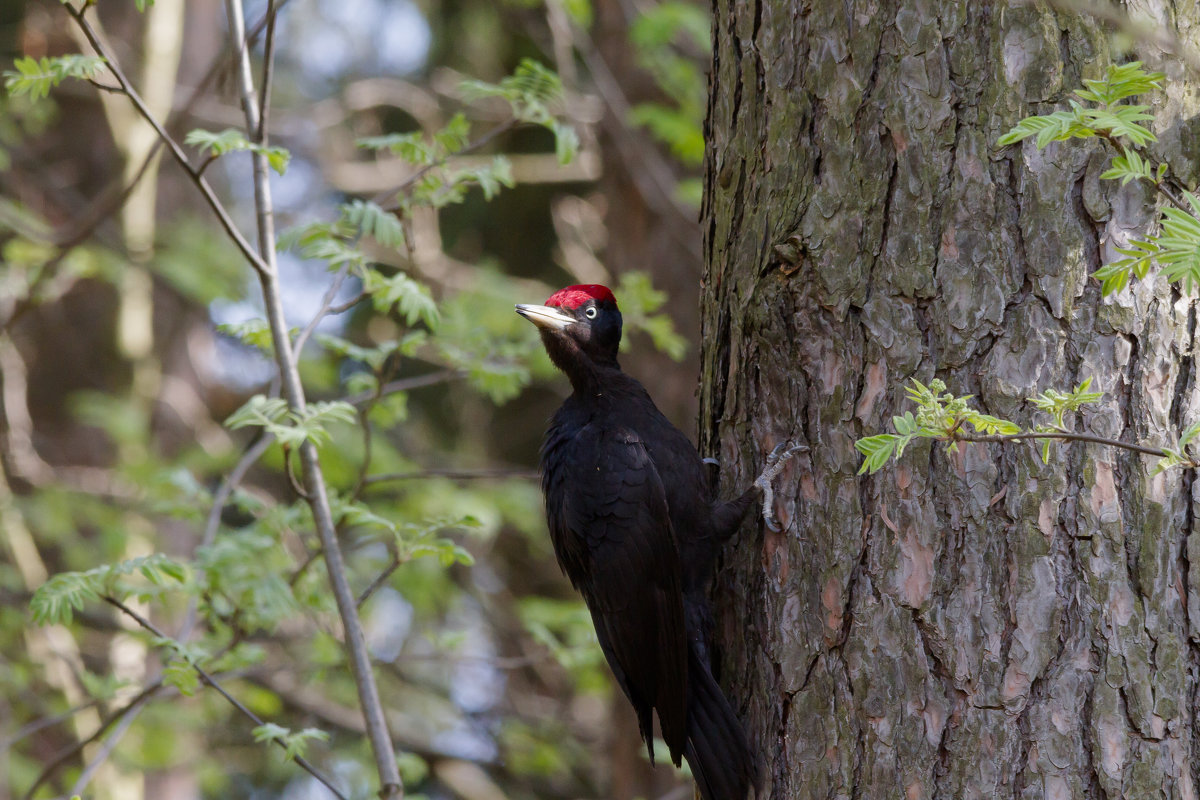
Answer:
[{"left": 683, "top": 647, "right": 756, "bottom": 800}]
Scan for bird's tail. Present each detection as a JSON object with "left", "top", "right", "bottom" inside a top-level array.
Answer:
[{"left": 683, "top": 646, "right": 756, "bottom": 800}]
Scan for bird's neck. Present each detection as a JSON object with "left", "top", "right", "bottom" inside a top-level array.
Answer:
[{"left": 542, "top": 331, "right": 620, "bottom": 396}]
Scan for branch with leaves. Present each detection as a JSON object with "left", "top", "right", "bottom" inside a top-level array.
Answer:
[
  {"left": 855, "top": 378, "right": 1199, "bottom": 475},
  {"left": 998, "top": 61, "right": 1200, "bottom": 294}
]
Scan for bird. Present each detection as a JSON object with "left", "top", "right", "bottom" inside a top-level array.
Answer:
[{"left": 516, "top": 283, "right": 802, "bottom": 800}]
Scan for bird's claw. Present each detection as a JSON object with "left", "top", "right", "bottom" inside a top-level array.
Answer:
[{"left": 755, "top": 441, "right": 806, "bottom": 532}]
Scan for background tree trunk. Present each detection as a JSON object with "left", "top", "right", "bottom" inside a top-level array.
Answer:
[{"left": 701, "top": 3, "right": 1200, "bottom": 798}]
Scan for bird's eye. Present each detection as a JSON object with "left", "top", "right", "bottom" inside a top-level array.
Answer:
[{"left": 585, "top": 307, "right": 598, "bottom": 319}]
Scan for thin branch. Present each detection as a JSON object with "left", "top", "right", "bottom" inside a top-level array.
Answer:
[
  {"left": 256, "top": 0, "right": 279, "bottom": 143},
  {"left": 64, "top": 4, "right": 271, "bottom": 277},
  {"left": 346, "top": 370, "right": 465, "bottom": 406},
  {"left": 955, "top": 430, "right": 1171, "bottom": 459},
  {"left": 68, "top": 692, "right": 148, "bottom": 798},
  {"left": 293, "top": 262, "right": 353, "bottom": 355},
  {"left": 4, "top": 0, "right": 292, "bottom": 334},
  {"left": 365, "top": 468, "right": 539, "bottom": 485},
  {"left": 221, "top": 0, "right": 403, "bottom": 791},
  {"left": 2, "top": 699, "right": 102, "bottom": 749},
  {"left": 356, "top": 545, "right": 401, "bottom": 608},
  {"left": 327, "top": 292, "right": 368, "bottom": 316},
  {"left": 20, "top": 681, "right": 164, "bottom": 800},
  {"left": 103, "top": 597, "right": 349, "bottom": 800},
  {"left": 179, "top": 432, "right": 275, "bottom": 642}
]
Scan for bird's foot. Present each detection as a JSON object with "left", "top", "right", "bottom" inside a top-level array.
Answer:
[{"left": 755, "top": 441, "right": 807, "bottom": 532}]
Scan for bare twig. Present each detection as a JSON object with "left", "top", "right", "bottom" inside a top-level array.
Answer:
[
  {"left": 327, "top": 292, "right": 369, "bottom": 316},
  {"left": 356, "top": 545, "right": 402, "bottom": 608},
  {"left": 65, "top": 4, "right": 271, "bottom": 277},
  {"left": 2, "top": 699, "right": 102, "bottom": 749},
  {"left": 103, "top": 597, "right": 349, "bottom": 800},
  {"left": 955, "top": 430, "right": 1171, "bottom": 459},
  {"left": 220, "top": 0, "right": 403, "bottom": 792},
  {"left": 365, "top": 468, "right": 539, "bottom": 485},
  {"left": 347, "top": 370, "right": 465, "bottom": 406},
  {"left": 256, "top": 0, "right": 279, "bottom": 143},
  {"left": 293, "top": 262, "right": 353, "bottom": 355},
  {"left": 68, "top": 692, "right": 149, "bottom": 798},
  {"left": 20, "top": 681, "right": 164, "bottom": 800}
]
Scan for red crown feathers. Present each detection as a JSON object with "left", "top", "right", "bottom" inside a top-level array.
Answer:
[{"left": 544, "top": 284, "right": 617, "bottom": 310}]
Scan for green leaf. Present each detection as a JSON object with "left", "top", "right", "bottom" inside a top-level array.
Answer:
[
  {"left": 340, "top": 200, "right": 406, "bottom": 249},
  {"left": 854, "top": 434, "right": 898, "bottom": 475},
  {"left": 628, "top": 103, "right": 704, "bottom": 166},
  {"left": 185, "top": 128, "right": 290, "bottom": 174},
  {"left": 433, "top": 112, "right": 471, "bottom": 154},
  {"left": 252, "top": 722, "right": 290, "bottom": 744},
  {"left": 317, "top": 333, "right": 400, "bottom": 370},
  {"left": 4, "top": 55, "right": 106, "bottom": 100},
  {"left": 552, "top": 121, "right": 580, "bottom": 165},
  {"left": 30, "top": 571, "right": 101, "bottom": 625},
  {"left": 1075, "top": 61, "right": 1165, "bottom": 105},
  {"left": 460, "top": 59, "right": 563, "bottom": 126},
  {"left": 1153, "top": 196, "right": 1200, "bottom": 291},
  {"left": 1084, "top": 105, "right": 1156, "bottom": 145},
  {"left": 217, "top": 318, "right": 275, "bottom": 352},
  {"left": 357, "top": 131, "right": 437, "bottom": 165},
  {"left": 998, "top": 108, "right": 1092, "bottom": 148},
  {"left": 612, "top": 272, "right": 687, "bottom": 360},
  {"left": 1099, "top": 151, "right": 1154, "bottom": 186},
  {"left": 361, "top": 268, "right": 440, "bottom": 329},
  {"left": 162, "top": 658, "right": 200, "bottom": 697},
  {"left": 226, "top": 396, "right": 354, "bottom": 448},
  {"left": 225, "top": 394, "right": 290, "bottom": 433}
]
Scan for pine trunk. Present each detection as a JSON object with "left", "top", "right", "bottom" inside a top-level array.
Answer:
[{"left": 700, "top": 4, "right": 1200, "bottom": 798}]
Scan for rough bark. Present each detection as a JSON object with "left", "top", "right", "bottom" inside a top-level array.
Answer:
[{"left": 700, "top": 3, "right": 1200, "bottom": 798}]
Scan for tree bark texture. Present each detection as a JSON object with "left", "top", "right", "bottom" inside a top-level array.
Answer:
[{"left": 700, "top": 3, "right": 1200, "bottom": 798}]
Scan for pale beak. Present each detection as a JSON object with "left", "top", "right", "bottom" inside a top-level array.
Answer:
[{"left": 515, "top": 304, "right": 575, "bottom": 331}]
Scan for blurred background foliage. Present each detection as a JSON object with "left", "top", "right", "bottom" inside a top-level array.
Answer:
[{"left": 0, "top": 0, "right": 712, "bottom": 798}]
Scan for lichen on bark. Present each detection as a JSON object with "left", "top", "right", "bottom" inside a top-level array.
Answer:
[{"left": 701, "top": 3, "right": 1200, "bottom": 798}]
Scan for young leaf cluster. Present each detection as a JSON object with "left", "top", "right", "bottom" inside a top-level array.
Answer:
[
  {"left": 854, "top": 379, "right": 1107, "bottom": 475},
  {"left": 252, "top": 723, "right": 330, "bottom": 762},
  {"left": 998, "top": 62, "right": 1163, "bottom": 148},
  {"left": 1154, "top": 422, "right": 1200, "bottom": 474},
  {"left": 4, "top": 54, "right": 106, "bottom": 100},
  {"left": 997, "top": 62, "right": 1200, "bottom": 297},
  {"left": 185, "top": 128, "right": 291, "bottom": 175},
  {"left": 30, "top": 554, "right": 187, "bottom": 625},
  {"left": 225, "top": 394, "right": 357, "bottom": 447},
  {"left": 336, "top": 500, "right": 479, "bottom": 568},
  {"left": 460, "top": 59, "right": 579, "bottom": 165}
]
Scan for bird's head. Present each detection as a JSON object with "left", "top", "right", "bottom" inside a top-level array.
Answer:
[{"left": 516, "top": 284, "right": 622, "bottom": 371}]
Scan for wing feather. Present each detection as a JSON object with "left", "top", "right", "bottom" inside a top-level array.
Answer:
[{"left": 542, "top": 423, "right": 689, "bottom": 764}]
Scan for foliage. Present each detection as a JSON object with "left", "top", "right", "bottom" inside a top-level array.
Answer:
[
  {"left": 3, "top": 54, "right": 106, "bottom": 100},
  {"left": 856, "top": 63, "right": 1200, "bottom": 478},
  {"left": 31, "top": 554, "right": 188, "bottom": 625},
  {"left": 185, "top": 128, "right": 291, "bottom": 175},
  {"left": 998, "top": 61, "right": 1200, "bottom": 296},
  {"left": 4, "top": 2, "right": 697, "bottom": 798},
  {"left": 855, "top": 379, "right": 1099, "bottom": 474},
  {"left": 225, "top": 395, "right": 358, "bottom": 447},
  {"left": 619, "top": 1, "right": 709, "bottom": 206}
]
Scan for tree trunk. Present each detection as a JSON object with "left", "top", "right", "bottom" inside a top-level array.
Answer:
[{"left": 701, "top": 3, "right": 1200, "bottom": 798}]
